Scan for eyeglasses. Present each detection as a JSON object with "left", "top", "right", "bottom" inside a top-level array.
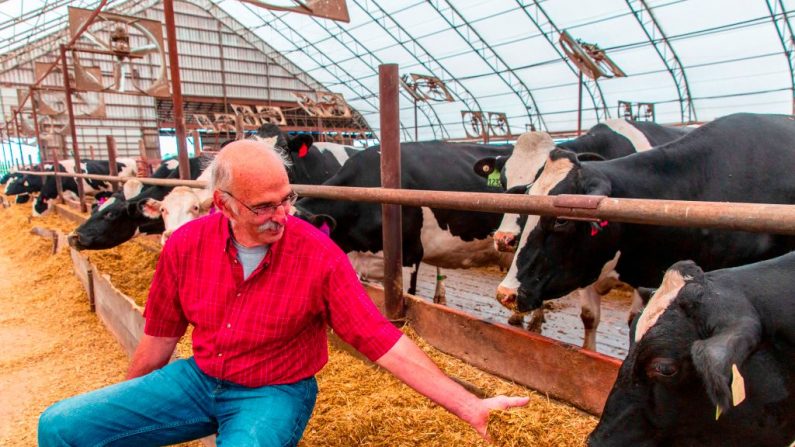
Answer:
[{"left": 222, "top": 190, "right": 298, "bottom": 217}]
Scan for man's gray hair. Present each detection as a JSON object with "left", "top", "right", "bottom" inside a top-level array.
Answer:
[{"left": 207, "top": 137, "right": 292, "bottom": 213}]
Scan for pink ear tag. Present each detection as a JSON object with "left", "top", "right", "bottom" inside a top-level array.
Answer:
[
  {"left": 590, "top": 220, "right": 609, "bottom": 236},
  {"left": 319, "top": 222, "right": 331, "bottom": 235},
  {"left": 298, "top": 144, "right": 309, "bottom": 158}
]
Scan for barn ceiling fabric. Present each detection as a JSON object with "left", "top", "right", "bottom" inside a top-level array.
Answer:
[{"left": 0, "top": 0, "right": 792, "bottom": 141}]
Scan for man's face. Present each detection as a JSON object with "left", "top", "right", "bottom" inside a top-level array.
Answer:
[{"left": 218, "top": 179, "right": 294, "bottom": 246}]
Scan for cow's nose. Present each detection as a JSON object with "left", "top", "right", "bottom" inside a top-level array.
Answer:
[
  {"left": 496, "top": 285, "right": 518, "bottom": 310},
  {"left": 493, "top": 232, "right": 517, "bottom": 253},
  {"left": 66, "top": 233, "right": 80, "bottom": 249}
]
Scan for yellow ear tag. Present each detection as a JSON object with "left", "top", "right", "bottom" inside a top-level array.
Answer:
[
  {"left": 731, "top": 364, "right": 746, "bottom": 406},
  {"left": 715, "top": 405, "right": 722, "bottom": 421}
]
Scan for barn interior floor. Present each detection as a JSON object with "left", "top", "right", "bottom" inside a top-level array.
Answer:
[{"left": 388, "top": 262, "right": 631, "bottom": 359}]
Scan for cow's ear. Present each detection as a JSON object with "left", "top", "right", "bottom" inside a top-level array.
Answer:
[
  {"left": 288, "top": 134, "right": 314, "bottom": 156},
  {"left": 579, "top": 169, "right": 612, "bottom": 197},
  {"left": 199, "top": 195, "right": 214, "bottom": 211},
  {"left": 139, "top": 199, "right": 162, "bottom": 219},
  {"left": 637, "top": 287, "right": 656, "bottom": 305},
  {"left": 691, "top": 313, "right": 761, "bottom": 414},
  {"left": 473, "top": 157, "right": 496, "bottom": 178}
]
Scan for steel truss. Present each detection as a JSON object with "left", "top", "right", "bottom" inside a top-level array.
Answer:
[
  {"left": 426, "top": 0, "right": 546, "bottom": 131},
  {"left": 516, "top": 0, "right": 609, "bottom": 123},
  {"left": 222, "top": 2, "right": 382, "bottom": 139},
  {"left": 765, "top": 0, "right": 795, "bottom": 116},
  {"left": 353, "top": 0, "right": 488, "bottom": 140},
  {"left": 625, "top": 0, "right": 697, "bottom": 123}
]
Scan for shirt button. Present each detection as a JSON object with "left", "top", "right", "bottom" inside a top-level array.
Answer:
[
  {"left": 218, "top": 353, "right": 223, "bottom": 357},
  {"left": 226, "top": 323, "right": 232, "bottom": 328},
  {"left": 236, "top": 293, "right": 241, "bottom": 297},
  {"left": 233, "top": 259, "right": 238, "bottom": 264}
]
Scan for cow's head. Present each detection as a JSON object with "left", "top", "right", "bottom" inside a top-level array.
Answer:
[
  {"left": 294, "top": 148, "right": 383, "bottom": 254},
  {"left": 496, "top": 149, "right": 619, "bottom": 312},
  {"left": 32, "top": 194, "right": 52, "bottom": 216},
  {"left": 588, "top": 261, "right": 792, "bottom": 446},
  {"left": 68, "top": 181, "right": 150, "bottom": 250},
  {"left": 475, "top": 132, "right": 556, "bottom": 253},
  {"left": 139, "top": 186, "right": 213, "bottom": 245}
]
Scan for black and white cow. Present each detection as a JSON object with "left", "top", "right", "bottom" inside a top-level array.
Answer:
[
  {"left": 68, "top": 157, "right": 207, "bottom": 250},
  {"left": 503, "top": 113, "right": 795, "bottom": 321},
  {"left": 5, "top": 165, "right": 48, "bottom": 196},
  {"left": 256, "top": 123, "right": 363, "bottom": 186},
  {"left": 295, "top": 141, "right": 514, "bottom": 295},
  {"left": 475, "top": 120, "right": 691, "bottom": 349},
  {"left": 32, "top": 158, "right": 136, "bottom": 216},
  {"left": 589, "top": 252, "right": 795, "bottom": 446}
]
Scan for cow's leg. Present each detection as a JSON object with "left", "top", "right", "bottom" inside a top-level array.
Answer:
[
  {"left": 526, "top": 308, "right": 545, "bottom": 333},
  {"left": 407, "top": 262, "right": 420, "bottom": 296},
  {"left": 627, "top": 289, "right": 644, "bottom": 327},
  {"left": 507, "top": 312, "right": 525, "bottom": 327},
  {"left": 432, "top": 267, "right": 447, "bottom": 305},
  {"left": 578, "top": 286, "right": 602, "bottom": 351}
]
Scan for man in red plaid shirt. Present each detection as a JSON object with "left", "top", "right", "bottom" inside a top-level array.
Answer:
[{"left": 39, "top": 139, "right": 528, "bottom": 446}]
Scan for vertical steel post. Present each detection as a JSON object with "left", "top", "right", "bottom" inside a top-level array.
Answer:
[
  {"left": 29, "top": 87, "right": 44, "bottom": 170},
  {"left": 12, "top": 111, "right": 24, "bottom": 167},
  {"left": 413, "top": 98, "right": 418, "bottom": 142},
  {"left": 52, "top": 148, "right": 63, "bottom": 202},
  {"left": 192, "top": 129, "right": 202, "bottom": 157},
  {"left": 0, "top": 129, "right": 10, "bottom": 169},
  {"left": 577, "top": 69, "right": 583, "bottom": 136},
  {"left": 106, "top": 136, "right": 119, "bottom": 193},
  {"left": 60, "top": 44, "right": 87, "bottom": 213},
  {"left": 379, "top": 64, "right": 404, "bottom": 322},
  {"left": 163, "top": 0, "right": 190, "bottom": 181}
]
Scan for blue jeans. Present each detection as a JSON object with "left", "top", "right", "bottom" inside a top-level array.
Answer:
[{"left": 38, "top": 358, "right": 318, "bottom": 447}]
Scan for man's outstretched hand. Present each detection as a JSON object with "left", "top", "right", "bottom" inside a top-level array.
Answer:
[{"left": 469, "top": 395, "right": 531, "bottom": 442}]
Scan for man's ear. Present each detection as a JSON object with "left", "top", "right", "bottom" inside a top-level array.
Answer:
[{"left": 213, "top": 190, "right": 233, "bottom": 218}]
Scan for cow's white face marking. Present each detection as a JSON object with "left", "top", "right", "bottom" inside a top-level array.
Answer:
[
  {"left": 164, "top": 159, "right": 179, "bottom": 171},
  {"left": 498, "top": 156, "right": 575, "bottom": 295},
  {"left": 604, "top": 119, "right": 652, "bottom": 152},
  {"left": 260, "top": 136, "right": 279, "bottom": 148},
  {"left": 634, "top": 269, "right": 691, "bottom": 342},
  {"left": 98, "top": 197, "right": 116, "bottom": 212},
  {"left": 116, "top": 158, "right": 138, "bottom": 178},
  {"left": 123, "top": 179, "right": 143, "bottom": 200},
  {"left": 149, "top": 186, "right": 212, "bottom": 245},
  {"left": 419, "top": 207, "right": 511, "bottom": 269},
  {"left": 495, "top": 132, "right": 557, "bottom": 243},
  {"left": 314, "top": 142, "right": 361, "bottom": 166}
]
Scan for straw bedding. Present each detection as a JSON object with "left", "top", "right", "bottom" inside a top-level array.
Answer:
[{"left": 0, "top": 200, "right": 597, "bottom": 446}]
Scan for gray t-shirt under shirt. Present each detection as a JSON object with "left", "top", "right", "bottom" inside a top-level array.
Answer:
[{"left": 232, "top": 239, "right": 269, "bottom": 280}]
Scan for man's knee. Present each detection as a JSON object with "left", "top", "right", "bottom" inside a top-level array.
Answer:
[{"left": 38, "top": 400, "right": 75, "bottom": 446}]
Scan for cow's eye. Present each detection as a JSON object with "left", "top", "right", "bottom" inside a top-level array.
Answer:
[
  {"left": 192, "top": 205, "right": 199, "bottom": 212},
  {"left": 647, "top": 358, "right": 679, "bottom": 379},
  {"left": 553, "top": 218, "right": 571, "bottom": 229},
  {"left": 160, "top": 208, "right": 166, "bottom": 214}
]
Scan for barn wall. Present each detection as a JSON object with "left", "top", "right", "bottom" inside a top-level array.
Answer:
[{"left": 0, "top": 0, "right": 327, "bottom": 161}]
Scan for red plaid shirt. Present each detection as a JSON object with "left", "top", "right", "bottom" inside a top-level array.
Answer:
[{"left": 144, "top": 213, "right": 402, "bottom": 387}]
